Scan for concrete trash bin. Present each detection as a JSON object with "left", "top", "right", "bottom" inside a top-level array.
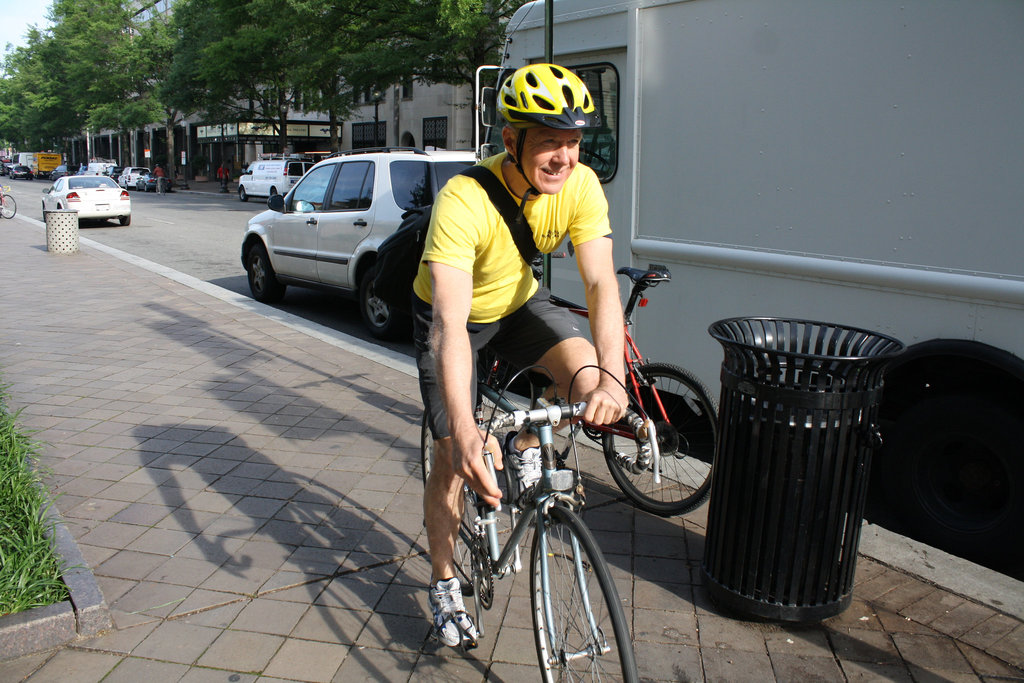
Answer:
[
  {"left": 45, "top": 210, "right": 79, "bottom": 254},
  {"left": 703, "top": 317, "right": 904, "bottom": 621}
]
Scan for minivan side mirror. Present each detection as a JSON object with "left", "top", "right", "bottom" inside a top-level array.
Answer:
[{"left": 267, "top": 194, "right": 286, "bottom": 212}]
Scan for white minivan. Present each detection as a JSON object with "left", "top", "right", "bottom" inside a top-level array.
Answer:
[{"left": 237, "top": 158, "right": 313, "bottom": 202}]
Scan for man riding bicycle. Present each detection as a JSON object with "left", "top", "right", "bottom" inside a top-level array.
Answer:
[{"left": 414, "top": 63, "right": 627, "bottom": 648}]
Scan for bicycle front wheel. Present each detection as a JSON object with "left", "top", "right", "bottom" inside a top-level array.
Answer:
[
  {"left": 1, "top": 195, "right": 16, "bottom": 219},
  {"left": 532, "top": 504, "right": 637, "bottom": 682},
  {"left": 603, "top": 362, "right": 718, "bottom": 516}
]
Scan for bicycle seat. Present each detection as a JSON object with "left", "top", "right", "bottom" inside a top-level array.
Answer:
[{"left": 616, "top": 266, "right": 672, "bottom": 287}]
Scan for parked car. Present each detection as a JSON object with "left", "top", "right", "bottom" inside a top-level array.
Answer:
[
  {"left": 49, "top": 165, "right": 69, "bottom": 181},
  {"left": 136, "top": 171, "right": 173, "bottom": 193},
  {"left": 118, "top": 166, "right": 150, "bottom": 189},
  {"left": 9, "top": 165, "right": 34, "bottom": 180},
  {"left": 241, "top": 147, "right": 476, "bottom": 338},
  {"left": 106, "top": 166, "right": 123, "bottom": 180},
  {"left": 41, "top": 175, "right": 131, "bottom": 225}
]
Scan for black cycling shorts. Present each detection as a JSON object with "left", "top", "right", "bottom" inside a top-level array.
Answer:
[{"left": 414, "top": 287, "right": 586, "bottom": 440}]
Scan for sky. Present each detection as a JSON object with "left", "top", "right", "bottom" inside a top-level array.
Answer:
[{"left": 0, "top": 0, "right": 52, "bottom": 53}]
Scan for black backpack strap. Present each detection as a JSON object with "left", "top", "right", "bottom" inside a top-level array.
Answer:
[{"left": 461, "top": 165, "right": 539, "bottom": 265}]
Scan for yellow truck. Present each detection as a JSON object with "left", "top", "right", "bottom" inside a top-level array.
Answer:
[{"left": 34, "top": 153, "right": 62, "bottom": 178}]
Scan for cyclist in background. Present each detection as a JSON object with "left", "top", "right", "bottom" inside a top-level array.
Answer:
[{"left": 413, "top": 63, "right": 627, "bottom": 648}]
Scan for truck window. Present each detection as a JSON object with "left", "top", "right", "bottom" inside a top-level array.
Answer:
[{"left": 576, "top": 63, "right": 619, "bottom": 182}]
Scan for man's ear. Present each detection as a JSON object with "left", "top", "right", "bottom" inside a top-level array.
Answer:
[{"left": 501, "top": 126, "right": 517, "bottom": 159}]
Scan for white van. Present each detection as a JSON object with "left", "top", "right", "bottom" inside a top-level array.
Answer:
[{"left": 237, "top": 158, "right": 313, "bottom": 202}]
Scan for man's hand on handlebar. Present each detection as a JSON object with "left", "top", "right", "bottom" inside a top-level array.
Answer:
[{"left": 582, "top": 381, "right": 628, "bottom": 426}]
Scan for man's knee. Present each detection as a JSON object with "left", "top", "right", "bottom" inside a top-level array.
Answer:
[
  {"left": 538, "top": 337, "right": 600, "bottom": 396},
  {"left": 427, "top": 437, "right": 456, "bottom": 483}
]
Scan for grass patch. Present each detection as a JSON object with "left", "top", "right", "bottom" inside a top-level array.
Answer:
[{"left": 0, "top": 387, "right": 69, "bottom": 617}]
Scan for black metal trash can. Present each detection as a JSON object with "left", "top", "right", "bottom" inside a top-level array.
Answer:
[{"left": 702, "top": 317, "right": 904, "bottom": 621}]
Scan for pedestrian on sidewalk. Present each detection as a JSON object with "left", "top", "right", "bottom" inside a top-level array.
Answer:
[
  {"left": 217, "top": 163, "right": 230, "bottom": 193},
  {"left": 154, "top": 164, "right": 167, "bottom": 194}
]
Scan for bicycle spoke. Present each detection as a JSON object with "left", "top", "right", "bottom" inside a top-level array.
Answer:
[{"left": 532, "top": 505, "right": 636, "bottom": 682}]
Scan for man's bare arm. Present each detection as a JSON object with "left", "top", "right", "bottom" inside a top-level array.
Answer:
[{"left": 573, "top": 237, "right": 628, "bottom": 424}]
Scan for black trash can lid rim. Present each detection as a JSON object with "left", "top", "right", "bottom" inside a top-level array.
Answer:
[{"left": 708, "top": 316, "right": 905, "bottom": 362}]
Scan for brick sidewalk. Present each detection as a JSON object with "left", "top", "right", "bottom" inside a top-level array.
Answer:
[{"left": 1, "top": 218, "right": 1022, "bottom": 681}]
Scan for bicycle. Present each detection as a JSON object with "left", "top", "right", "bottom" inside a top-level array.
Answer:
[
  {"left": 1, "top": 186, "right": 16, "bottom": 219},
  {"left": 423, "top": 392, "right": 644, "bottom": 681}
]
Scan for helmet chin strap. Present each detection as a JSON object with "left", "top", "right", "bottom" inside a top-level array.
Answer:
[{"left": 510, "top": 129, "right": 541, "bottom": 200}]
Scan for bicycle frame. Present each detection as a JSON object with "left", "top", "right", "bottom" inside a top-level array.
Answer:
[{"left": 469, "top": 403, "right": 610, "bottom": 652}]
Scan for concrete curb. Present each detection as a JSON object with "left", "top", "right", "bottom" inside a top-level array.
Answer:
[
  {"left": 0, "top": 502, "right": 112, "bottom": 660},
  {"left": 860, "top": 522, "right": 1024, "bottom": 620}
]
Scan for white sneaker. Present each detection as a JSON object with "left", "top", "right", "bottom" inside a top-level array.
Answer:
[
  {"left": 429, "top": 578, "right": 478, "bottom": 648},
  {"left": 505, "top": 432, "right": 542, "bottom": 492}
]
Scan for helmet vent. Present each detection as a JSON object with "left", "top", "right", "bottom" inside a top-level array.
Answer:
[
  {"left": 526, "top": 72, "right": 539, "bottom": 88},
  {"left": 533, "top": 95, "right": 557, "bottom": 112},
  {"left": 562, "top": 85, "right": 576, "bottom": 107}
]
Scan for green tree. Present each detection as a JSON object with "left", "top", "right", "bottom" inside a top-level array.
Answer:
[
  {"left": 0, "top": 27, "right": 84, "bottom": 154},
  {"left": 177, "top": 0, "right": 309, "bottom": 155},
  {"left": 48, "top": 0, "right": 161, "bottom": 165}
]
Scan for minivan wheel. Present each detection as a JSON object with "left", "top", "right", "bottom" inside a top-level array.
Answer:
[
  {"left": 238, "top": 185, "right": 248, "bottom": 202},
  {"left": 359, "top": 266, "right": 409, "bottom": 340},
  {"left": 245, "top": 242, "right": 286, "bottom": 303}
]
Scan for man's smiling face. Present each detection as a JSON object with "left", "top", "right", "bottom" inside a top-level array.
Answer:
[{"left": 504, "top": 127, "right": 583, "bottom": 195}]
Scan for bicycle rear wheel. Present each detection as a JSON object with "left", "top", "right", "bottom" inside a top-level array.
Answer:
[
  {"left": 603, "top": 362, "right": 718, "bottom": 516},
  {"left": 1, "top": 195, "right": 16, "bottom": 219},
  {"left": 532, "top": 504, "right": 637, "bottom": 682}
]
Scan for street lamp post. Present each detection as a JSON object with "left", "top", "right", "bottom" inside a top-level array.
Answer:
[{"left": 372, "top": 90, "right": 383, "bottom": 147}]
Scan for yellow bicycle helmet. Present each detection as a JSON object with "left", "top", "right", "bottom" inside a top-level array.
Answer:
[{"left": 498, "top": 63, "right": 600, "bottom": 129}]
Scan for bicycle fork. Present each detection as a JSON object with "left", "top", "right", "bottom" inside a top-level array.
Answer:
[{"left": 536, "top": 513, "right": 611, "bottom": 666}]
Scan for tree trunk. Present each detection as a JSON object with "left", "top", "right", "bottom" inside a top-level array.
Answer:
[{"left": 165, "top": 115, "right": 177, "bottom": 180}]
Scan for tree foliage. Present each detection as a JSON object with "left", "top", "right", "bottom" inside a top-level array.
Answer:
[{"left": 1, "top": 0, "right": 528, "bottom": 156}]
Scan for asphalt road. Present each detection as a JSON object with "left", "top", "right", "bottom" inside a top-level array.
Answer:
[{"left": 3, "top": 177, "right": 414, "bottom": 356}]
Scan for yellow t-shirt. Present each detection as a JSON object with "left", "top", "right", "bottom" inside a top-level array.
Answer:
[{"left": 412, "top": 153, "right": 610, "bottom": 323}]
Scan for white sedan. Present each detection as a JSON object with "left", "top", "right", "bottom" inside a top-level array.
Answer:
[{"left": 42, "top": 175, "right": 131, "bottom": 226}]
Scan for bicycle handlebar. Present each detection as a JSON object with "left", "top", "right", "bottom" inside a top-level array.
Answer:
[{"left": 485, "top": 402, "right": 663, "bottom": 484}]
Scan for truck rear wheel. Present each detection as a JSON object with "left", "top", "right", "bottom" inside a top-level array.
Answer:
[{"left": 879, "top": 394, "right": 1024, "bottom": 573}]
